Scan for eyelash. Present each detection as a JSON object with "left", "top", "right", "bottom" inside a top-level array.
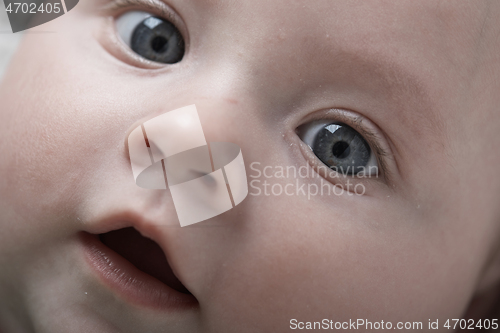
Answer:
[
  {"left": 103, "top": 0, "right": 177, "bottom": 22},
  {"left": 295, "top": 110, "right": 391, "bottom": 181}
]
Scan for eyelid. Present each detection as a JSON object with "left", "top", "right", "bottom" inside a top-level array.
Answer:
[
  {"left": 296, "top": 109, "right": 392, "bottom": 181},
  {"left": 102, "top": 0, "right": 189, "bottom": 50},
  {"left": 102, "top": 0, "right": 176, "bottom": 20}
]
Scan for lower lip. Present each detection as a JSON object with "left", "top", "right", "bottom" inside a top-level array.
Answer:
[{"left": 79, "top": 232, "right": 197, "bottom": 310}]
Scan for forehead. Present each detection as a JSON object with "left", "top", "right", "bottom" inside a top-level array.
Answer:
[{"left": 191, "top": 0, "right": 489, "bottom": 56}]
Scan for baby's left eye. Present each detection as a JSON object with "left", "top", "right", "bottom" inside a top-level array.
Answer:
[
  {"left": 297, "top": 121, "right": 379, "bottom": 176},
  {"left": 115, "top": 11, "right": 185, "bottom": 64}
]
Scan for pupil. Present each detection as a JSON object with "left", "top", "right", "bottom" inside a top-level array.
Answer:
[
  {"left": 332, "top": 141, "right": 350, "bottom": 159},
  {"left": 151, "top": 36, "right": 168, "bottom": 53}
]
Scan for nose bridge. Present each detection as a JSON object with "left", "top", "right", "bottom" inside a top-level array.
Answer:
[{"left": 177, "top": 72, "right": 258, "bottom": 144}]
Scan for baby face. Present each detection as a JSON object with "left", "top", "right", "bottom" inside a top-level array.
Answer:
[{"left": 1, "top": 0, "right": 500, "bottom": 332}]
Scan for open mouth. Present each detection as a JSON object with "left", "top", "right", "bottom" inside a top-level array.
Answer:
[
  {"left": 99, "top": 227, "right": 191, "bottom": 295},
  {"left": 80, "top": 227, "right": 197, "bottom": 310}
]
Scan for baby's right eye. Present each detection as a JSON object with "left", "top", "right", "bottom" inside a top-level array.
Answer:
[{"left": 115, "top": 11, "right": 185, "bottom": 64}]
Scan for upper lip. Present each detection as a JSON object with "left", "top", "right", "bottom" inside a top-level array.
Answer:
[{"left": 80, "top": 209, "right": 163, "bottom": 236}]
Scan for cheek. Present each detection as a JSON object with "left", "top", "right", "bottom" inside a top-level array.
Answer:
[
  {"left": 0, "top": 32, "right": 131, "bottom": 235},
  {"left": 0, "top": 40, "right": 76, "bottom": 221},
  {"left": 201, "top": 193, "right": 475, "bottom": 328}
]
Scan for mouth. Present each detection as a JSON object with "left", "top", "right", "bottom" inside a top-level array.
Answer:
[{"left": 80, "top": 227, "right": 197, "bottom": 310}]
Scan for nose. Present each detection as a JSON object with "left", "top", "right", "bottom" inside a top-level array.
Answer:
[{"left": 127, "top": 104, "right": 249, "bottom": 227}]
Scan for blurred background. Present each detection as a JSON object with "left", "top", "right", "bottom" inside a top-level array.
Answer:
[{"left": 0, "top": 2, "right": 22, "bottom": 80}]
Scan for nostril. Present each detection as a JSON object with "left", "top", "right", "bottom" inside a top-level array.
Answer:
[{"left": 98, "top": 227, "right": 191, "bottom": 295}]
